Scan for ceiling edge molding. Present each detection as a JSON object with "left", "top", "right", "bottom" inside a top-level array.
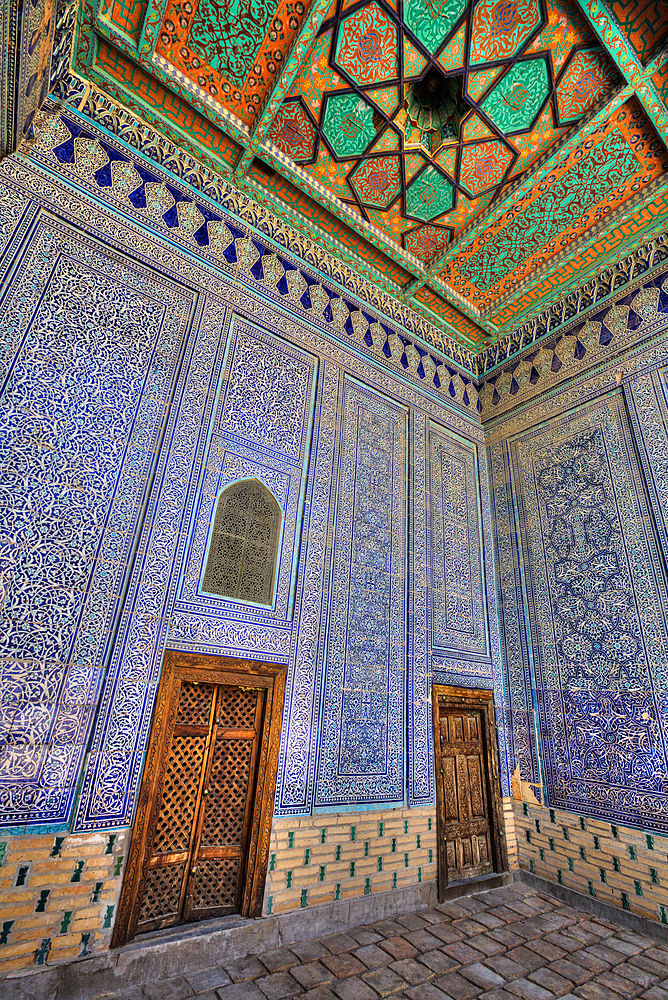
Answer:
[{"left": 478, "top": 231, "right": 668, "bottom": 376}]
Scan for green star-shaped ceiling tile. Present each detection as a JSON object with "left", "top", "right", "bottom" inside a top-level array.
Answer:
[
  {"left": 404, "top": 0, "right": 468, "bottom": 56},
  {"left": 322, "top": 93, "right": 379, "bottom": 158},
  {"left": 481, "top": 57, "right": 550, "bottom": 133},
  {"left": 405, "top": 166, "right": 454, "bottom": 221}
]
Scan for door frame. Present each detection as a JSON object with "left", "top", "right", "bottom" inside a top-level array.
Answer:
[
  {"left": 432, "top": 685, "right": 507, "bottom": 902},
  {"left": 112, "top": 650, "right": 286, "bottom": 946}
]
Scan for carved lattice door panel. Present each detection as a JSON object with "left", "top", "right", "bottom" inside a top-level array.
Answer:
[
  {"left": 186, "top": 685, "right": 264, "bottom": 920},
  {"left": 115, "top": 653, "right": 285, "bottom": 945},
  {"left": 437, "top": 708, "right": 494, "bottom": 881},
  {"left": 137, "top": 680, "right": 216, "bottom": 931}
]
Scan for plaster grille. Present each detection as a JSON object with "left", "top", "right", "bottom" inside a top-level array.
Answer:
[{"left": 203, "top": 480, "right": 280, "bottom": 605}]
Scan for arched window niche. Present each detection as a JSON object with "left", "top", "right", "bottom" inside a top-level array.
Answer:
[{"left": 201, "top": 479, "right": 281, "bottom": 606}]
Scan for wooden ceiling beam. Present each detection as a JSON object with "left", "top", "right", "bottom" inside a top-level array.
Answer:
[
  {"left": 247, "top": 0, "right": 334, "bottom": 153},
  {"left": 573, "top": 0, "right": 668, "bottom": 144}
]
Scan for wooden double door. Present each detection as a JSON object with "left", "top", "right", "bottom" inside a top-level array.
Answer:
[
  {"left": 432, "top": 686, "right": 506, "bottom": 897},
  {"left": 113, "top": 652, "right": 285, "bottom": 945}
]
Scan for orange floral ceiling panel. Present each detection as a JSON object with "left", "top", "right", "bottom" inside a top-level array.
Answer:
[
  {"left": 436, "top": 100, "right": 668, "bottom": 310},
  {"left": 526, "top": 0, "right": 596, "bottom": 73},
  {"left": 154, "top": 0, "right": 310, "bottom": 126}
]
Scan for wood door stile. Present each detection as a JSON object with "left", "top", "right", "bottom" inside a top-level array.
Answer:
[
  {"left": 432, "top": 686, "right": 507, "bottom": 902},
  {"left": 112, "top": 652, "right": 285, "bottom": 947}
]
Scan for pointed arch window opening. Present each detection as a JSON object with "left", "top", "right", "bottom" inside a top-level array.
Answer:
[{"left": 201, "top": 478, "right": 282, "bottom": 608}]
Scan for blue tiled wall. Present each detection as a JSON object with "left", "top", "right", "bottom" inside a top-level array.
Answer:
[
  {"left": 489, "top": 294, "right": 668, "bottom": 834},
  {"left": 0, "top": 115, "right": 495, "bottom": 836}
]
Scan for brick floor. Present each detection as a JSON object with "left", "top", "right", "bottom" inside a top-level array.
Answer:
[{"left": 117, "top": 884, "right": 668, "bottom": 999}]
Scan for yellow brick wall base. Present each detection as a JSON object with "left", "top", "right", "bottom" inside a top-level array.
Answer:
[
  {"left": 0, "top": 830, "right": 129, "bottom": 973},
  {"left": 0, "top": 795, "right": 519, "bottom": 969},
  {"left": 515, "top": 800, "right": 668, "bottom": 927},
  {"left": 264, "top": 806, "right": 438, "bottom": 916}
]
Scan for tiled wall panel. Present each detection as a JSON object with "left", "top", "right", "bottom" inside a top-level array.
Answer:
[
  {"left": 494, "top": 389, "right": 668, "bottom": 833},
  {"left": 0, "top": 214, "right": 193, "bottom": 827},
  {"left": 315, "top": 377, "right": 408, "bottom": 807}
]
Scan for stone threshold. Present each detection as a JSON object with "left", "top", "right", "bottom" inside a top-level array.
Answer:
[{"left": 441, "top": 869, "right": 517, "bottom": 900}]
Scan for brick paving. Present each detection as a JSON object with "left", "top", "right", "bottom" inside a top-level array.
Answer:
[{"left": 118, "top": 883, "right": 668, "bottom": 1000}]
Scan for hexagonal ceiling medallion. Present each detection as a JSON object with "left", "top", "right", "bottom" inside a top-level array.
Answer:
[
  {"left": 322, "top": 93, "right": 379, "bottom": 158},
  {"left": 481, "top": 56, "right": 550, "bottom": 132},
  {"left": 404, "top": 0, "right": 468, "bottom": 55},
  {"left": 349, "top": 155, "right": 402, "bottom": 208},
  {"left": 459, "top": 139, "right": 514, "bottom": 195},
  {"left": 403, "top": 224, "right": 452, "bottom": 262},
  {"left": 469, "top": 0, "right": 542, "bottom": 64},
  {"left": 405, "top": 166, "right": 454, "bottom": 221},
  {"left": 267, "top": 101, "right": 318, "bottom": 161},
  {"left": 556, "top": 48, "right": 617, "bottom": 125},
  {"left": 334, "top": 3, "right": 399, "bottom": 86}
]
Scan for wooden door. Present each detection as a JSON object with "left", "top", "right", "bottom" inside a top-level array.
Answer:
[
  {"left": 432, "top": 687, "right": 506, "bottom": 898},
  {"left": 113, "top": 653, "right": 285, "bottom": 946},
  {"left": 438, "top": 709, "right": 493, "bottom": 880},
  {"left": 186, "top": 684, "right": 264, "bottom": 921}
]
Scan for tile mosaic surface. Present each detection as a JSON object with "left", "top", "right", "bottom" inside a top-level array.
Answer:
[
  {"left": 315, "top": 377, "right": 408, "bottom": 807},
  {"left": 0, "top": 215, "right": 193, "bottom": 826},
  {"left": 478, "top": 261, "right": 668, "bottom": 412},
  {"left": 4, "top": 58, "right": 668, "bottom": 849},
  {"left": 29, "top": 105, "right": 479, "bottom": 376},
  {"left": 1, "top": 0, "right": 56, "bottom": 156},
  {"left": 429, "top": 423, "right": 487, "bottom": 658},
  {"left": 0, "top": 115, "right": 496, "bottom": 829},
  {"left": 492, "top": 388, "right": 668, "bottom": 833},
  {"left": 53, "top": 0, "right": 668, "bottom": 352}
]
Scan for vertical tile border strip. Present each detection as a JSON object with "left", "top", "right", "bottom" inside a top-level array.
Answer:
[
  {"left": 408, "top": 409, "right": 431, "bottom": 806},
  {"left": 623, "top": 364, "right": 668, "bottom": 571},
  {"left": 274, "top": 360, "right": 341, "bottom": 814},
  {"left": 487, "top": 438, "right": 541, "bottom": 794},
  {"left": 479, "top": 442, "right": 508, "bottom": 798},
  {"left": 314, "top": 376, "right": 408, "bottom": 807}
]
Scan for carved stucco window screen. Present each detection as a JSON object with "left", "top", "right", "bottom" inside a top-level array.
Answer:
[{"left": 202, "top": 479, "right": 281, "bottom": 606}]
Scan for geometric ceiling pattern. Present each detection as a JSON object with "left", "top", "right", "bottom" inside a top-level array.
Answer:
[
  {"left": 59, "top": 0, "right": 668, "bottom": 355},
  {"left": 277, "top": 0, "right": 619, "bottom": 257}
]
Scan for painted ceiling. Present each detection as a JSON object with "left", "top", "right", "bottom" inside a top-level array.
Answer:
[{"left": 66, "top": 0, "right": 668, "bottom": 353}]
